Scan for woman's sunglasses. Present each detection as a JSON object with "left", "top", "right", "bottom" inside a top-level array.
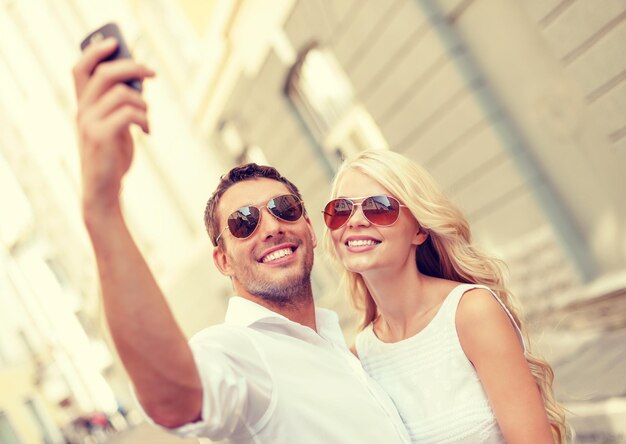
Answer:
[
  {"left": 214, "top": 194, "right": 304, "bottom": 245},
  {"left": 322, "top": 195, "right": 406, "bottom": 230}
]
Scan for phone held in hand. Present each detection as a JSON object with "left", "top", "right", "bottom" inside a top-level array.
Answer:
[{"left": 80, "top": 22, "right": 142, "bottom": 92}]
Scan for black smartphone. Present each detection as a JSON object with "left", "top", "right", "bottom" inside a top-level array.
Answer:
[{"left": 80, "top": 22, "right": 142, "bottom": 92}]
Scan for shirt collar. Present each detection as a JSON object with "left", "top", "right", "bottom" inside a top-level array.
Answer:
[{"left": 224, "top": 296, "right": 345, "bottom": 345}]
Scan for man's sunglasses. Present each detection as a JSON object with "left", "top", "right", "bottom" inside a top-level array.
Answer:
[
  {"left": 323, "top": 195, "right": 406, "bottom": 230},
  {"left": 214, "top": 194, "right": 304, "bottom": 245}
]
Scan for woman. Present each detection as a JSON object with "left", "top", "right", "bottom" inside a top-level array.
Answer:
[{"left": 323, "top": 149, "right": 567, "bottom": 443}]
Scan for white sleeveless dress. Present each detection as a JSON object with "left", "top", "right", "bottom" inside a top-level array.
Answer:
[{"left": 355, "top": 284, "right": 526, "bottom": 443}]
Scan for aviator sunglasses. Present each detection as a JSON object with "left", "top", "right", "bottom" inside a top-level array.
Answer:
[
  {"left": 323, "top": 195, "right": 407, "bottom": 230},
  {"left": 214, "top": 194, "right": 304, "bottom": 245}
]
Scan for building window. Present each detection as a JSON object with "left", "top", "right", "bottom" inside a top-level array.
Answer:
[
  {"left": 216, "top": 120, "right": 270, "bottom": 166},
  {"left": 285, "top": 43, "right": 388, "bottom": 169}
]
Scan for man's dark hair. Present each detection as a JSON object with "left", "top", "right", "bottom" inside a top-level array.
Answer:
[{"left": 205, "top": 163, "right": 304, "bottom": 247}]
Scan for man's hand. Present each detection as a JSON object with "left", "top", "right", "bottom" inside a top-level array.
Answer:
[{"left": 73, "top": 37, "right": 154, "bottom": 214}]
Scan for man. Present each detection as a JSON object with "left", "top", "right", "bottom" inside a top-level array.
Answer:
[{"left": 73, "top": 37, "right": 409, "bottom": 443}]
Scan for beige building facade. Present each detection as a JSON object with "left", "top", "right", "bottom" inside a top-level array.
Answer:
[{"left": 1, "top": 0, "right": 625, "bottom": 442}]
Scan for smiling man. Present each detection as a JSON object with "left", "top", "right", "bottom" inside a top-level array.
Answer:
[
  {"left": 208, "top": 169, "right": 315, "bottom": 313},
  {"left": 73, "top": 37, "right": 409, "bottom": 443}
]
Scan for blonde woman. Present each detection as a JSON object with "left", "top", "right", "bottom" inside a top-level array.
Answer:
[{"left": 323, "top": 150, "right": 567, "bottom": 443}]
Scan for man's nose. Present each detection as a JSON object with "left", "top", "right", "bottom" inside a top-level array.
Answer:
[{"left": 258, "top": 208, "right": 284, "bottom": 239}]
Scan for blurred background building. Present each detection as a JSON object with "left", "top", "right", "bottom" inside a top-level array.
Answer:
[{"left": 0, "top": 0, "right": 625, "bottom": 442}]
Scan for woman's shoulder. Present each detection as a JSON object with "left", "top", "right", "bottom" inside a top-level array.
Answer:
[
  {"left": 455, "top": 288, "right": 525, "bottom": 360},
  {"left": 455, "top": 286, "right": 520, "bottom": 328},
  {"left": 456, "top": 287, "right": 500, "bottom": 315},
  {"left": 456, "top": 286, "right": 513, "bottom": 329}
]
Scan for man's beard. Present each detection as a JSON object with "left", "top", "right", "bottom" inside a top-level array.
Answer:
[
  {"left": 231, "top": 249, "right": 314, "bottom": 308},
  {"left": 251, "top": 265, "right": 313, "bottom": 307}
]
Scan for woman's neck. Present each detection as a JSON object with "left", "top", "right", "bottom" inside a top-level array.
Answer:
[{"left": 363, "top": 265, "right": 451, "bottom": 342}]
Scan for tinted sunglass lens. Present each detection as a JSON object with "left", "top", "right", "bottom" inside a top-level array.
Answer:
[
  {"left": 323, "top": 199, "right": 354, "bottom": 229},
  {"left": 269, "top": 195, "right": 303, "bottom": 221},
  {"left": 228, "top": 206, "right": 260, "bottom": 238},
  {"left": 363, "top": 196, "right": 400, "bottom": 225}
]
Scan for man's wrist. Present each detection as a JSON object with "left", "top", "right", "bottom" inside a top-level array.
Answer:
[{"left": 83, "top": 196, "right": 124, "bottom": 234}]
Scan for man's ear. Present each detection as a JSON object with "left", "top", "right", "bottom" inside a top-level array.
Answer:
[
  {"left": 213, "top": 246, "right": 233, "bottom": 277},
  {"left": 412, "top": 227, "right": 429, "bottom": 246},
  {"left": 304, "top": 216, "right": 317, "bottom": 247}
]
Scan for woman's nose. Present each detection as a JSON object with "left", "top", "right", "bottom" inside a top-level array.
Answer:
[{"left": 347, "top": 203, "right": 370, "bottom": 228}]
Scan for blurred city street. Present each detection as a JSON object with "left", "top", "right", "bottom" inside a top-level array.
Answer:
[{"left": 532, "top": 288, "right": 626, "bottom": 442}]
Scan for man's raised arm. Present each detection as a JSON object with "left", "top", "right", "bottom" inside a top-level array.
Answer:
[{"left": 73, "top": 37, "right": 202, "bottom": 428}]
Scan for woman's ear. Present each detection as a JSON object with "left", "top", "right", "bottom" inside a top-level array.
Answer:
[{"left": 413, "top": 227, "right": 429, "bottom": 246}]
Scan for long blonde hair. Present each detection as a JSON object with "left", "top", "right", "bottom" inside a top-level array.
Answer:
[{"left": 324, "top": 149, "right": 567, "bottom": 442}]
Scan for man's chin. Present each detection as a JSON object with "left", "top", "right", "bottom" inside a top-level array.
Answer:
[
  {"left": 262, "top": 272, "right": 308, "bottom": 292},
  {"left": 252, "top": 271, "right": 312, "bottom": 300}
]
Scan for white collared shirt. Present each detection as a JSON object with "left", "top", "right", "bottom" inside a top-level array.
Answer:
[{"left": 165, "top": 297, "right": 410, "bottom": 443}]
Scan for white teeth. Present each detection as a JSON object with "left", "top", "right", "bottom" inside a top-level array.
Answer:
[
  {"left": 262, "top": 248, "right": 293, "bottom": 263},
  {"left": 347, "top": 239, "right": 379, "bottom": 247}
]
